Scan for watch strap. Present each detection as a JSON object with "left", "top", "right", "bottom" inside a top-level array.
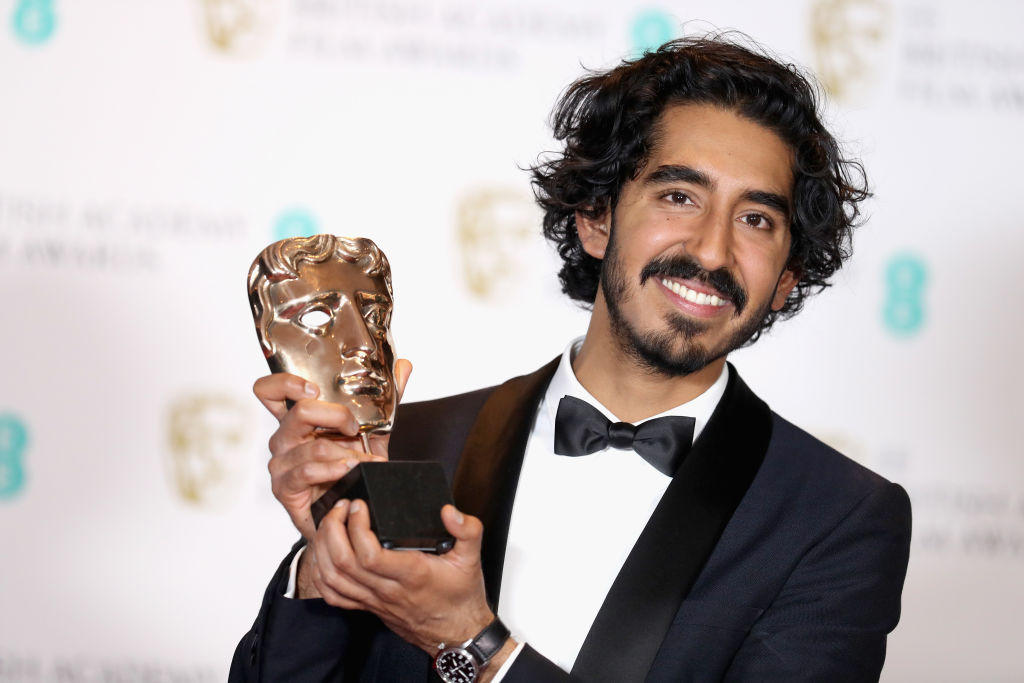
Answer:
[{"left": 464, "top": 616, "right": 511, "bottom": 667}]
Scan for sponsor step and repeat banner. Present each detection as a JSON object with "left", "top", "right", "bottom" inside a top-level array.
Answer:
[{"left": 1, "top": 1, "right": 1022, "bottom": 680}]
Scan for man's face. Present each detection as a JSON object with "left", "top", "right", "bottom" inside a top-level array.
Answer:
[
  {"left": 586, "top": 103, "right": 798, "bottom": 376},
  {"left": 264, "top": 260, "right": 396, "bottom": 432}
]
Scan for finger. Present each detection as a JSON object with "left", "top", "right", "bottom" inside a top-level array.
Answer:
[
  {"left": 271, "top": 400, "right": 361, "bottom": 454},
  {"left": 394, "top": 359, "right": 413, "bottom": 403},
  {"left": 442, "top": 505, "right": 484, "bottom": 565},
  {"left": 316, "top": 501, "right": 378, "bottom": 603},
  {"left": 345, "top": 499, "right": 418, "bottom": 586},
  {"left": 272, "top": 437, "right": 372, "bottom": 474},
  {"left": 282, "top": 399, "right": 361, "bottom": 437},
  {"left": 313, "top": 572, "right": 365, "bottom": 611},
  {"left": 275, "top": 456, "right": 358, "bottom": 495},
  {"left": 314, "top": 557, "right": 373, "bottom": 611},
  {"left": 313, "top": 545, "right": 373, "bottom": 610},
  {"left": 343, "top": 500, "right": 425, "bottom": 596},
  {"left": 253, "top": 373, "right": 319, "bottom": 420},
  {"left": 346, "top": 499, "right": 387, "bottom": 571}
]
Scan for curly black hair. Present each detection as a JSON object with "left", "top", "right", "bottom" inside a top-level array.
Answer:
[{"left": 531, "top": 33, "right": 869, "bottom": 337}]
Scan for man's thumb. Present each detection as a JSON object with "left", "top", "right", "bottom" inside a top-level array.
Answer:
[{"left": 442, "top": 504, "right": 483, "bottom": 559}]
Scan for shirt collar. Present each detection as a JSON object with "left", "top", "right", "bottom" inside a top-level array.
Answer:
[{"left": 542, "top": 336, "right": 729, "bottom": 444}]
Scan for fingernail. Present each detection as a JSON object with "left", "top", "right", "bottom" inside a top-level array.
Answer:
[
  {"left": 333, "top": 499, "right": 349, "bottom": 510},
  {"left": 453, "top": 507, "right": 464, "bottom": 524},
  {"left": 350, "top": 500, "right": 362, "bottom": 514},
  {"left": 304, "top": 382, "right": 318, "bottom": 397}
]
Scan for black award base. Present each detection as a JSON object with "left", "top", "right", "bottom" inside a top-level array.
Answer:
[{"left": 310, "top": 461, "right": 456, "bottom": 554}]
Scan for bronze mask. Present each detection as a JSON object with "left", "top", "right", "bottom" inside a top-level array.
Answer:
[{"left": 247, "top": 235, "right": 397, "bottom": 434}]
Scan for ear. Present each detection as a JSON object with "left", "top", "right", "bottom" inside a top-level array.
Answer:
[
  {"left": 575, "top": 209, "right": 611, "bottom": 260},
  {"left": 771, "top": 268, "right": 799, "bottom": 311}
]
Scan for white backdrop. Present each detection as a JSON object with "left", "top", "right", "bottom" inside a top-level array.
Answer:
[{"left": 1, "top": 1, "right": 1022, "bottom": 681}]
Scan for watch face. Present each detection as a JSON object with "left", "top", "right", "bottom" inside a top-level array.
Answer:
[{"left": 434, "top": 648, "right": 479, "bottom": 683}]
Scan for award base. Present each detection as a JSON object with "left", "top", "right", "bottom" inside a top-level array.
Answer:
[{"left": 311, "top": 461, "right": 456, "bottom": 554}]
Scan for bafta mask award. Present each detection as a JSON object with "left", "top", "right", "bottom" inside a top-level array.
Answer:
[{"left": 248, "top": 234, "right": 454, "bottom": 553}]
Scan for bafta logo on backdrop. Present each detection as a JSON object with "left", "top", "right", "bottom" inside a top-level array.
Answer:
[
  {"left": 810, "top": 0, "right": 891, "bottom": 103},
  {"left": 165, "top": 394, "right": 250, "bottom": 508},
  {"left": 197, "top": 0, "right": 278, "bottom": 56},
  {"left": 456, "top": 188, "right": 538, "bottom": 300}
]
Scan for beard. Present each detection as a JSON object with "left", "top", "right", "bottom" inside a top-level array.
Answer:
[{"left": 600, "top": 225, "right": 772, "bottom": 378}]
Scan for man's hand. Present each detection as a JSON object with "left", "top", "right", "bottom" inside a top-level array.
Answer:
[
  {"left": 253, "top": 359, "right": 413, "bottom": 541},
  {"left": 310, "top": 501, "right": 497, "bottom": 656}
]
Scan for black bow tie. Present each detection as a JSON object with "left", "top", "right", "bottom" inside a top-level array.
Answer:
[{"left": 553, "top": 395, "right": 695, "bottom": 477}]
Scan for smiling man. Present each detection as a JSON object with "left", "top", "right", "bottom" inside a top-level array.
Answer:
[
  {"left": 572, "top": 103, "right": 799, "bottom": 413},
  {"left": 232, "top": 36, "right": 911, "bottom": 683}
]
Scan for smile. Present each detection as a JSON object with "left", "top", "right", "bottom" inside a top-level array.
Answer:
[{"left": 660, "top": 278, "right": 729, "bottom": 307}]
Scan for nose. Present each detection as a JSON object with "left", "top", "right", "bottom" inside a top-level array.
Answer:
[
  {"left": 685, "top": 209, "right": 733, "bottom": 272},
  {"left": 334, "top": 300, "right": 377, "bottom": 358}
]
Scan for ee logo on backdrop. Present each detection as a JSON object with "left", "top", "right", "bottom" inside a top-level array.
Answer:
[
  {"left": 630, "top": 9, "right": 676, "bottom": 55},
  {"left": 0, "top": 414, "right": 28, "bottom": 500},
  {"left": 11, "top": 0, "right": 56, "bottom": 45},
  {"left": 273, "top": 207, "right": 319, "bottom": 241},
  {"left": 883, "top": 253, "right": 928, "bottom": 337}
]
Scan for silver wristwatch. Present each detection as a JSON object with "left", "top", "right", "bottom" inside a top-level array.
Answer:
[{"left": 433, "top": 616, "right": 511, "bottom": 683}]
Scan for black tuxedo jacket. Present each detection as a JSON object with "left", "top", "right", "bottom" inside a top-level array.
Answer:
[{"left": 230, "top": 360, "right": 911, "bottom": 682}]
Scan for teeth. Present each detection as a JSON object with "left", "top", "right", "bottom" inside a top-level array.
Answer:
[{"left": 661, "top": 278, "right": 727, "bottom": 307}]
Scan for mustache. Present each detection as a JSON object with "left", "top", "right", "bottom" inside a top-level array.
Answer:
[{"left": 640, "top": 255, "right": 748, "bottom": 313}]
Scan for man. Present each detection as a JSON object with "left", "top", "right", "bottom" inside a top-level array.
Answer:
[{"left": 231, "top": 35, "right": 911, "bottom": 682}]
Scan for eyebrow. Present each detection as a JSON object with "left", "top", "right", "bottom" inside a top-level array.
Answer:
[
  {"left": 743, "top": 190, "right": 791, "bottom": 222},
  {"left": 644, "top": 164, "right": 714, "bottom": 190},
  {"left": 644, "top": 164, "right": 791, "bottom": 222}
]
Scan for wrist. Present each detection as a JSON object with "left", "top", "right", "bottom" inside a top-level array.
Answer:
[
  {"left": 433, "top": 616, "right": 511, "bottom": 683},
  {"left": 294, "top": 545, "right": 322, "bottom": 600},
  {"left": 477, "top": 638, "right": 518, "bottom": 683}
]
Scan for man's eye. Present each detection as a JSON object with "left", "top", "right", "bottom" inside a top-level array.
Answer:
[
  {"left": 742, "top": 213, "right": 772, "bottom": 229},
  {"left": 663, "top": 191, "right": 693, "bottom": 205}
]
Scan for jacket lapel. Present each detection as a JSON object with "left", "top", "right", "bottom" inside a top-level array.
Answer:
[
  {"left": 571, "top": 365, "right": 774, "bottom": 682},
  {"left": 452, "top": 357, "right": 560, "bottom": 606}
]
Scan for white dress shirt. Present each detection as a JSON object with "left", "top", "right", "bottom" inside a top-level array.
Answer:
[
  {"left": 494, "top": 338, "right": 727, "bottom": 675},
  {"left": 286, "top": 337, "right": 729, "bottom": 679}
]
